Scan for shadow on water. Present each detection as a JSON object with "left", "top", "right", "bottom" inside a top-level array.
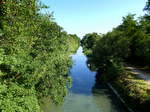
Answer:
[
  {"left": 92, "top": 81, "right": 128, "bottom": 112},
  {"left": 40, "top": 47, "right": 128, "bottom": 112}
]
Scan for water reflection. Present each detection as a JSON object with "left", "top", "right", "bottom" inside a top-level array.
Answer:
[
  {"left": 69, "top": 47, "right": 95, "bottom": 95},
  {"left": 40, "top": 47, "right": 127, "bottom": 112},
  {"left": 86, "top": 55, "right": 97, "bottom": 72}
]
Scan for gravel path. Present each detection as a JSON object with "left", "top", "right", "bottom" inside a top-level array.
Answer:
[{"left": 126, "top": 66, "right": 150, "bottom": 83}]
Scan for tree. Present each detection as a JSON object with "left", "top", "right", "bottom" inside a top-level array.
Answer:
[
  {"left": 81, "top": 33, "right": 101, "bottom": 51},
  {"left": 0, "top": 0, "right": 80, "bottom": 111},
  {"left": 144, "top": 0, "right": 150, "bottom": 15}
]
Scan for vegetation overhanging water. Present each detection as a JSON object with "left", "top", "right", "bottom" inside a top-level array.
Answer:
[{"left": 40, "top": 47, "right": 127, "bottom": 112}]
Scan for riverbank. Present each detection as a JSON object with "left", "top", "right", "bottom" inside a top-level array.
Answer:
[
  {"left": 107, "top": 83, "right": 135, "bottom": 112},
  {"left": 81, "top": 49, "right": 150, "bottom": 112},
  {"left": 80, "top": 2, "right": 150, "bottom": 110},
  {"left": 0, "top": 1, "right": 80, "bottom": 111},
  {"left": 109, "top": 69, "right": 150, "bottom": 112},
  {"left": 94, "top": 66, "right": 150, "bottom": 112}
]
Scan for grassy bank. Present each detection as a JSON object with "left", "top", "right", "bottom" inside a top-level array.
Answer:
[{"left": 112, "top": 70, "right": 150, "bottom": 112}]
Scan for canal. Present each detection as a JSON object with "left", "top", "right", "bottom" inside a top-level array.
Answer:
[{"left": 41, "top": 47, "right": 127, "bottom": 112}]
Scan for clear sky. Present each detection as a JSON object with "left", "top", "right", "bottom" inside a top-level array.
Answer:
[{"left": 41, "top": 0, "right": 147, "bottom": 38}]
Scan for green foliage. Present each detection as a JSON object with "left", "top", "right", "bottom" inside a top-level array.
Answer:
[
  {"left": 0, "top": 0, "right": 80, "bottom": 111},
  {"left": 65, "top": 34, "right": 80, "bottom": 54},
  {"left": 81, "top": 33, "right": 101, "bottom": 52},
  {"left": 81, "top": 1, "right": 150, "bottom": 110},
  {"left": 82, "top": 13, "right": 150, "bottom": 78},
  {"left": 0, "top": 83, "right": 41, "bottom": 112}
]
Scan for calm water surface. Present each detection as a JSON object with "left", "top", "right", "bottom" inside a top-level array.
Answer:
[{"left": 41, "top": 47, "right": 127, "bottom": 112}]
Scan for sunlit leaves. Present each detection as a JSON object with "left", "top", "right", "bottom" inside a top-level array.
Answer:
[{"left": 0, "top": 0, "right": 80, "bottom": 111}]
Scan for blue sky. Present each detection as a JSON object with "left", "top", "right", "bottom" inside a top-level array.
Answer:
[{"left": 41, "top": 0, "right": 147, "bottom": 37}]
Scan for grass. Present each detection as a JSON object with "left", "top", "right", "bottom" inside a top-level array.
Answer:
[{"left": 112, "top": 71, "right": 150, "bottom": 112}]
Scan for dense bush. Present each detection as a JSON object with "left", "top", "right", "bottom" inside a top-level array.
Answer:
[
  {"left": 0, "top": 0, "right": 80, "bottom": 111},
  {"left": 81, "top": 33, "right": 101, "bottom": 55}
]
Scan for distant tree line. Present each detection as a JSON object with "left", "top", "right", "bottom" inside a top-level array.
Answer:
[{"left": 0, "top": 0, "right": 80, "bottom": 111}]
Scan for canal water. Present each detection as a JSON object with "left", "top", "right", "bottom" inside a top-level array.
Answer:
[{"left": 41, "top": 47, "right": 127, "bottom": 112}]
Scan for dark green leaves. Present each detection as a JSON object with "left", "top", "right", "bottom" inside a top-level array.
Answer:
[{"left": 0, "top": 0, "right": 80, "bottom": 111}]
